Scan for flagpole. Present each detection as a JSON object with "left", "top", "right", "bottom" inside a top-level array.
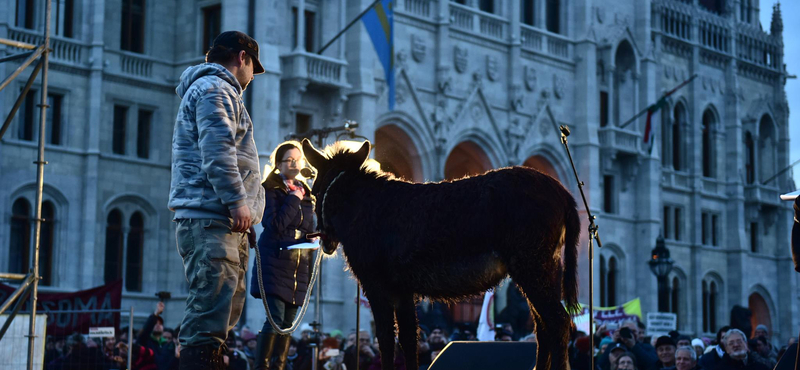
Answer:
[
  {"left": 619, "top": 74, "right": 698, "bottom": 129},
  {"left": 317, "top": 0, "right": 382, "bottom": 55}
]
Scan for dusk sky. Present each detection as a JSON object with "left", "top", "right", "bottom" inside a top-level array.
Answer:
[{"left": 760, "top": 0, "right": 799, "bottom": 193}]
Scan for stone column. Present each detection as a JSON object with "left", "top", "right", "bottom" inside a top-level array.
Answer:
[
  {"left": 296, "top": 0, "right": 306, "bottom": 52},
  {"left": 81, "top": 0, "right": 106, "bottom": 289},
  {"left": 571, "top": 0, "right": 599, "bottom": 305}
]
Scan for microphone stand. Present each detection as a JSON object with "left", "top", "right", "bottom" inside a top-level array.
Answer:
[{"left": 558, "top": 125, "right": 603, "bottom": 370}]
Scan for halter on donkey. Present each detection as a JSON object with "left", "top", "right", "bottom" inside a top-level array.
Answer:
[{"left": 302, "top": 139, "right": 581, "bottom": 370}]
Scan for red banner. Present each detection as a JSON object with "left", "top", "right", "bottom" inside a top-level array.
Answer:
[{"left": 0, "top": 280, "right": 122, "bottom": 336}]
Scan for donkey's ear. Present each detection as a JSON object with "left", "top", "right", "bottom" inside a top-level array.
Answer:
[
  {"left": 354, "top": 140, "right": 371, "bottom": 164},
  {"left": 302, "top": 139, "right": 326, "bottom": 168}
]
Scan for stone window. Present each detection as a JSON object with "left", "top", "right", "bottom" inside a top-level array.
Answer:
[
  {"left": 670, "top": 276, "right": 680, "bottom": 327},
  {"left": 599, "top": 255, "right": 618, "bottom": 307},
  {"left": 750, "top": 221, "right": 758, "bottom": 253},
  {"left": 663, "top": 205, "right": 683, "bottom": 241},
  {"left": 702, "top": 279, "right": 719, "bottom": 333},
  {"left": 296, "top": 112, "right": 312, "bottom": 136},
  {"left": 701, "top": 109, "right": 716, "bottom": 178},
  {"left": 479, "top": 0, "right": 494, "bottom": 13},
  {"left": 599, "top": 91, "right": 609, "bottom": 127},
  {"left": 671, "top": 103, "right": 686, "bottom": 171},
  {"left": 9, "top": 198, "right": 31, "bottom": 274},
  {"left": 546, "top": 0, "right": 560, "bottom": 34},
  {"left": 520, "top": 0, "right": 535, "bottom": 26},
  {"left": 54, "top": 0, "right": 75, "bottom": 38},
  {"left": 121, "top": 0, "right": 146, "bottom": 53},
  {"left": 701, "top": 212, "right": 719, "bottom": 246},
  {"left": 700, "top": 0, "right": 725, "bottom": 15},
  {"left": 125, "top": 212, "right": 145, "bottom": 292},
  {"left": 39, "top": 201, "right": 56, "bottom": 286},
  {"left": 745, "top": 132, "right": 755, "bottom": 184},
  {"left": 292, "top": 7, "right": 317, "bottom": 52},
  {"left": 112, "top": 105, "right": 128, "bottom": 155},
  {"left": 103, "top": 200, "right": 154, "bottom": 292},
  {"left": 201, "top": 4, "right": 221, "bottom": 54},
  {"left": 758, "top": 115, "right": 776, "bottom": 184},
  {"left": 18, "top": 88, "right": 36, "bottom": 141},
  {"left": 740, "top": 0, "right": 752, "bottom": 23},
  {"left": 47, "top": 93, "right": 64, "bottom": 145},
  {"left": 603, "top": 175, "right": 616, "bottom": 214},
  {"left": 15, "top": 0, "right": 36, "bottom": 29},
  {"left": 104, "top": 209, "right": 124, "bottom": 284},
  {"left": 660, "top": 105, "right": 671, "bottom": 167},
  {"left": 17, "top": 90, "right": 65, "bottom": 145},
  {"left": 137, "top": 109, "right": 152, "bottom": 159}
]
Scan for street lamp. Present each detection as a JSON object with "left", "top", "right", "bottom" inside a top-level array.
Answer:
[{"left": 648, "top": 235, "right": 674, "bottom": 312}]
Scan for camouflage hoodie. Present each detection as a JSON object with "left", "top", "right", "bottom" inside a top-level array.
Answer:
[{"left": 169, "top": 63, "right": 265, "bottom": 224}]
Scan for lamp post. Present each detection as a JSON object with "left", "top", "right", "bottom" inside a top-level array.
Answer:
[{"left": 648, "top": 235, "right": 674, "bottom": 313}]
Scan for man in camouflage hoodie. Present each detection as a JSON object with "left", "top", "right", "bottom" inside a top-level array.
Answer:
[{"left": 169, "top": 31, "right": 266, "bottom": 369}]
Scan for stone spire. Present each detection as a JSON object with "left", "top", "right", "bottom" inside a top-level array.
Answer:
[{"left": 771, "top": 2, "right": 783, "bottom": 37}]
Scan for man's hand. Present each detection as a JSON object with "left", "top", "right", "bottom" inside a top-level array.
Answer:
[
  {"left": 155, "top": 301, "right": 165, "bottom": 316},
  {"left": 360, "top": 344, "right": 375, "bottom": 358},
  {"left": 248, "top": 226, "right": 257, "bottom": 249},
  {"left": 230, "top": 205, "right": 252, "bottom": 232}
]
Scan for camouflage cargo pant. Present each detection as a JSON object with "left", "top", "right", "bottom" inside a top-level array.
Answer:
[{"left": 176, "top": 218, "right": 248, "bottom": 347}]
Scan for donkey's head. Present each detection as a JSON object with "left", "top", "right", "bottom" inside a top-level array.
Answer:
[{"left": 302, "top": 139, "right": 371, "bottom": 254}]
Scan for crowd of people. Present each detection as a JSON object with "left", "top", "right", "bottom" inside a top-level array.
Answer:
[
  {"left": 40, "top": 304, "right": 538, "bottom": 370},
  {"left": 568, "top": 320, "right": 795, "bottom": 370}
]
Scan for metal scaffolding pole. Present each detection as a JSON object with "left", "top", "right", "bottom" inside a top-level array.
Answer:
[
  {"left": 27, "top": 0, "right": 52, "bottom": 367},
  {"left": 0, "top": 1, "right": 52, "bottom": 369}
]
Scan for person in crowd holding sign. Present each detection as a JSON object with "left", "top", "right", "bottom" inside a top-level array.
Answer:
[{"left": 250, "top": 141, "right": 317, "bottom": 370}]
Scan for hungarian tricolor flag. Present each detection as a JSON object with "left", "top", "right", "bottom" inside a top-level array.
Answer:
[{"left": 643, "top": 96, "right": 669, "bottom": 154}]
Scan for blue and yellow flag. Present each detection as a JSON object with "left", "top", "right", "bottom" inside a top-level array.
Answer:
[{"left": 362, "top": 0, "right": 394, "bottom": 110}]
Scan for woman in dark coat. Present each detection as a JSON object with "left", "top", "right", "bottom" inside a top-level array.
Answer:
[{"left": 250, "top": 141, "right": 316, "bottom": 370}]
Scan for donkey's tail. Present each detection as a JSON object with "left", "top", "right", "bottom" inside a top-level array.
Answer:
[{"left": 563, "top": 198, "right": 581, "bottom": 315}]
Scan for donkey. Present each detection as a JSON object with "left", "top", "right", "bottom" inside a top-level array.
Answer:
[{"left": 301, "top": 139, "right": 581, "bottom": 370}]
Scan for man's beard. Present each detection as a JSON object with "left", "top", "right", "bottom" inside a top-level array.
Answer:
[{"left": 730, "top": 348, "right": 748, "bottom": 360}]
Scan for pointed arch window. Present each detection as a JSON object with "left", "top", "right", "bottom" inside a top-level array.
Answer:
[
  {"left": 600, "top": 255, "right": 618, "bottom": 307},
  {"left": 672, "top": 104, "right": 685, "bottom": 171},
  {"left": 702, "top": 110, "right": 715, "bottom": 178},
  {"left": 670, "top": 276, "right": 680, "bottom": 327},
  {"left": 104, "top": 209, "right": 124, "bottom": 284},
  {"left": 702, "top": 279, "right": 719, "bottom": 333},
  {"left": 758, "top": 116, "right": 776, "bottom": 184},
  {"left": 745, "top": 132, "right": 755, "bottom": 184},
  {"left": 607, "top": 257, "right": 617, "bottom": 306},
  {"left": 9, "top": 198, "right": 31, "bottom": 274},
  {"left": 125, "top": 212, "right": 145, "bottom": 292},
  {"left": 600, "top": 255, "right": 607, "bottom": 306},
  {"left": 661, "top": 107, "right": 672, "bottom": 167},
  {"left": 39, "top": 201, "right": 55, "bottom": 286}
]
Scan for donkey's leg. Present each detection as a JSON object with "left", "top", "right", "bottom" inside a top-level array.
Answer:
[
  {"left": 511, "top": 272, "right": 571, "bottom": 370},
  {"left": 395, "top": 296, "right": 419, "bottom": 370},
  {"left": 363, "top": 287, "right": 397, "bottom": 370}
]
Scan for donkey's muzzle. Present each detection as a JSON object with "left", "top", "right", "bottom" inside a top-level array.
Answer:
[{"left": 322, "top": 240, "right": 340, "bottom": 255}]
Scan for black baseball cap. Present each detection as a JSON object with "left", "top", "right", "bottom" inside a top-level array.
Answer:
[{"left": 212, "top": 31, "right": 264, "bottom": 74}]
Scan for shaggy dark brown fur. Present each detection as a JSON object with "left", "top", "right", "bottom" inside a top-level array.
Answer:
[{"left": 302, "top": 139, "right": 580, "bottom": 370}]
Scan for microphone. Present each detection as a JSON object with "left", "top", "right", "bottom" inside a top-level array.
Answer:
[{"left": 300, "top": 167, "right": 316, "bottom": 179}]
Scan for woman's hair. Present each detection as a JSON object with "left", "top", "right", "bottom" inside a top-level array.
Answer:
[{"left": 264, "top": 141, "right": 304, "bottom": 181}]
